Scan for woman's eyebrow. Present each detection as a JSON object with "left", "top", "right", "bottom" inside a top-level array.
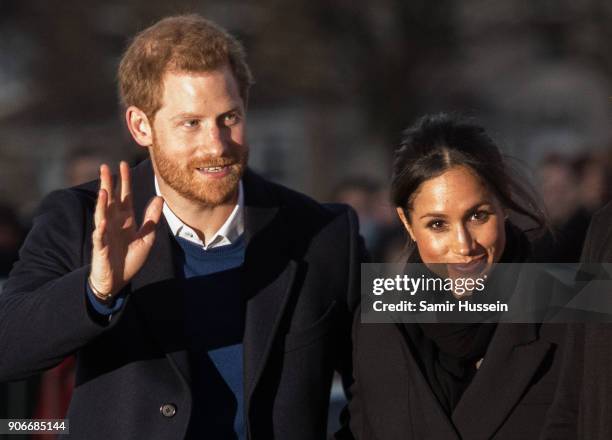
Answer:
[
  {"left": 418, "top": 201, "right": 493, "bottom": 220},
  {"left": 419, "top": 212, "right": 448, "bottom": 220}
]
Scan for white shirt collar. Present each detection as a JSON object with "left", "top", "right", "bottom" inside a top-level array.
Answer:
[{"left": 154, "top": 177, "right": 244, "bottom": 250}]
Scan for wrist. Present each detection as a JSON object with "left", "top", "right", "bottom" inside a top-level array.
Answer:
[{"left": 88, "top": 277, "right": 114, "bottom": 303}]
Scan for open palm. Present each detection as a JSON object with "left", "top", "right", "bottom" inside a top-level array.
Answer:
[{"left": 89, "top": 162, "right": 164, "bottom": 300}]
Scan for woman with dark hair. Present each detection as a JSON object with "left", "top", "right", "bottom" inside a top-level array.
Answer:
[{"left": 349, "top": 114, "right": 569, "bottom": 439}]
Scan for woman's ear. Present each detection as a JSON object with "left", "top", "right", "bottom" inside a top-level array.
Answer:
[
  {"left": 396, "top": 207, "right": 416, "bottom": 242},
  {"left": 125, "top": 106, "right": 153, "bottom": 148}
]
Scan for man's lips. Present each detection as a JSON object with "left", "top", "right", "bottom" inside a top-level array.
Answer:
[
  {"left": 194, "top": 164, "right": 235, "bottom": 178},
  {"left": 448, "top": 255, "right": 488, "bottom": 274}
]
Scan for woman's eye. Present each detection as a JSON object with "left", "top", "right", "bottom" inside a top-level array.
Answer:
[
  {"left": 471, "top": 210, "right": 490, "bottom": 222},
  {"left": 427, "top": 220, "right": 446, "bottom": 230}
]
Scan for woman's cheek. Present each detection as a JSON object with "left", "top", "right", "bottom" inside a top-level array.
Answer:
[
  {"left": 417, "top": 232, "right": 449, "bottom": 262},
  {"left": 487, "top": 219, "right": 505, "bottom": 246},
  {"left": 475, "top": 221, "right": 505, "bottom": 259}
]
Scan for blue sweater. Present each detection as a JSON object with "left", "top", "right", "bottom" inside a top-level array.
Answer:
[{"left": 175, "top": 235, "right": 246, "bottom": 440}]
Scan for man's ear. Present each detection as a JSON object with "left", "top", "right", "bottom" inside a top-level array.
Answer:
[
  {"left": 125, "top": 106, "right": 153, "bottom": 147},
  {"left": 396, "top": 207, "right": 416, "bottom": 242}
]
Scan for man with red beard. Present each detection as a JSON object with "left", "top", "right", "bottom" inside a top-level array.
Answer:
[{"left": 0, "top": 15, "right": 363, "bottom": 440}]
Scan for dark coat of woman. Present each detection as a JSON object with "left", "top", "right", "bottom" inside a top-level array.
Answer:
[{"left": 349, "top": 228, "right": 570, "bottom": 440}]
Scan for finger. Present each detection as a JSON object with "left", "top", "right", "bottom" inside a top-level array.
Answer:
[
  {"left": 99, "top": 164, "right": 114, "bottom": 204},
  {"left": 119, "top": 161, "right": 133, "bottom": 208},
  {"left": 94, "top": 189, "right": 108, "bottom": 228},
  {"left": 143, "top": 196, "right": 164, "bottom": 225},
  {"left": 92, "top": 218, "right": 107, "bottom": 251},
  {"left": 137, "top": 196, "right": 164, "bottom": 245}
]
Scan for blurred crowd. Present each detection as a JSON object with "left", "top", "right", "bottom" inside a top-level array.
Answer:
[
  {"left": 331, "top": 177, "right": 405, "bottom": 263},
  {"left": 532, "top": 149, "right": 612, "bottom": 262}
]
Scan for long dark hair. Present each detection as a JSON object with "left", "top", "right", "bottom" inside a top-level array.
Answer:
[{"left": 391, "top": 113, "right": 547, "bottom": 235}]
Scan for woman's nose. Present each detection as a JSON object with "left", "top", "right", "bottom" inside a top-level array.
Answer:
[{"left": 452, "top": 224, "right": 474, "bottom": 256}]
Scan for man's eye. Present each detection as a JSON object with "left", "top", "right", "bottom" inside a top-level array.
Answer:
[
  {"left": 223, "top": 113, "right": 239, "bottom": 126},
  {"left": 183, "top": 120, "right": 200, "bottom": 128}
]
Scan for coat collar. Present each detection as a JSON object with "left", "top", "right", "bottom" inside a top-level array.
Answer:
[
  {"left": 450, "top": 323, "right": 551, "bottom": 438},
  {"left": 393, "top": 322, "right": 551, "bottom": 439}
]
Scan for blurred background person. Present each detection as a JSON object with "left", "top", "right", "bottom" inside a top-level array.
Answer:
[
  {"left": 0, "top": 203, "right": 24, "bottom": 280},
  {"left": 532, "top": 153, "right": 592, "bottom": 262},
  {"left": 572, "top": 150, "right": 612, "bottom": 215},
  {"left": 369, "top": 185, "right": 407, "bottom": 263},
  {"left": 331, "top": 177, "right": 405, "bottom": 262},
  {"left": 64, "top": 147, "right": 114, "bottom": 187},
  {"left": 332, "top": 177, "right": 381, "bottom": 246},
  {"left": 331, "top": 178, "right": 405, "bottom": 262},
  {"left": 0, "top": 204, "right": 36, "bottom": 438}
]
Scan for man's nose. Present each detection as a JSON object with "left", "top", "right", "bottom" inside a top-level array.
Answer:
[{"left": 199, "top": 122, "right": 227, "bottom": 156}]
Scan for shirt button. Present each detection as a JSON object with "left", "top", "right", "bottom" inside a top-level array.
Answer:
[{"left": 160, "top": 403, "right": 177, "bottom": 418}]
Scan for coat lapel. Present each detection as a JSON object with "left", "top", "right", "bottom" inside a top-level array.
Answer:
[
  {"left": 243, "top": 259, "right": 297, "bottom": 399},
  {"left": 396, "top": 325, "right": 461, "bottom": 440},
  {"left": 240, "top": 170, "right": 298, "bottom": 406},
  {"left": 128, "top": 160, "right": 192, "bottom": 388},
  {"left": 451, "top": 323, "right": 551, "bottom": 439}
]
